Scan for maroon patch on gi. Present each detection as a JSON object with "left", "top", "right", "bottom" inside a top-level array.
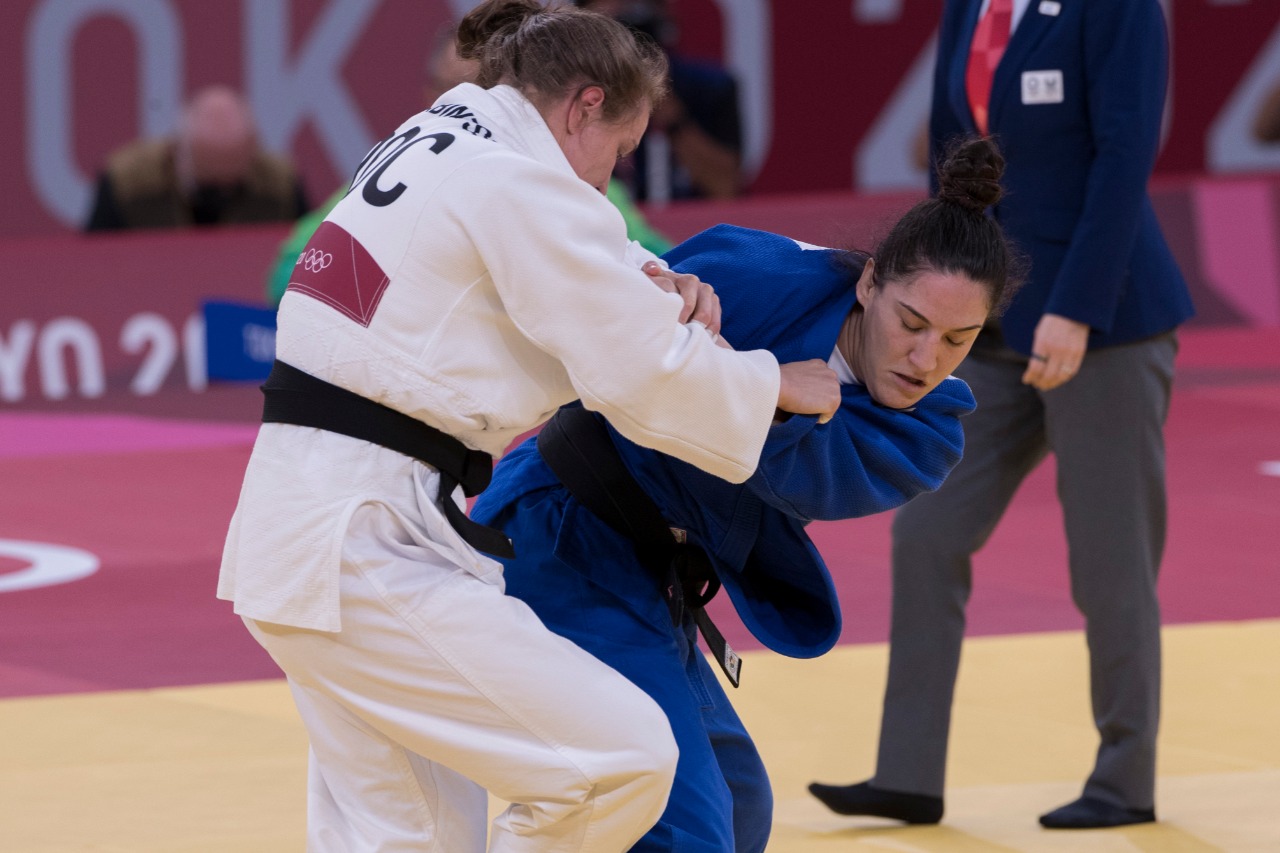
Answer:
[{"left": 287, "top": 220, "right": 391, "bottom": 327}]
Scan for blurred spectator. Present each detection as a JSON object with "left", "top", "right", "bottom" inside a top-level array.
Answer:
[
  {"left": 266, "top": 22, "right": 672, "bottom": 305},
  {"left": 422, "top": 21, "right": 479, "bottom": 107},
  {"left": 1252, "top": 81, "right": 1280, "bottom": 143},
  {"left": 576, "top": 0, "right": 744, "bottom": 202},
  {"left": 605, "top": 179, "right": 673, "bottom": 256},
  {"left": 84, "top": 86, "right": 308, "bottom": 232}
]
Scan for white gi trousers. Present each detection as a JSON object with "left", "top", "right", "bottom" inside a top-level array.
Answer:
[{"left": 245, "top": 470, "right": 679, "bottom": 852}]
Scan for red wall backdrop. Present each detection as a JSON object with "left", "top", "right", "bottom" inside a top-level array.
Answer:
[{"left": 2, "top": 1, "right": 1280, "bottom": 236}]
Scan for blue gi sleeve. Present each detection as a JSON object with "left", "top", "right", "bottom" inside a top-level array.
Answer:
[{"left": 746, "top": 375, "right": 976, "bottom": 522}]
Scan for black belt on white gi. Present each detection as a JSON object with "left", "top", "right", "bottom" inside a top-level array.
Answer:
[
  {"left": 259, "top": 360, "right": 514, "bottom": 559},
  {"left": 537, "top": 405, "right": 742, "bottom": 687}
]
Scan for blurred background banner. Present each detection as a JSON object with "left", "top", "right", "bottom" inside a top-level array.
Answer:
[
  {"left": 201, "top": 300, "right": 277, "bottom": 383},
  {"left": 3, "top": 0, "right": 1280, "bottom": 236},
  {"left": 2, "top": 180, "right": 1277, "bottom": 410},
  {"left": 0, "top": 226, "right": 280, "bottom": 412}
]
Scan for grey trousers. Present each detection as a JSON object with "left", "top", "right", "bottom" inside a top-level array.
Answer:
[{"left": 872, "top": 331, "right": 1177, "bottom": 811}]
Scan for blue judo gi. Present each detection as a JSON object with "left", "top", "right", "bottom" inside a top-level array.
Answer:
[{"left": 472, "top": 225, "right": 977, "bottom": 852}]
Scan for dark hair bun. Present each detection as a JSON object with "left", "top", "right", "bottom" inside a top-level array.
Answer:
[
  {"left": 457, "top": 0, "right": 542, "bottom": 61},
  {"left": 936, "top": 136, "right": 1005, "bottom": 213}
]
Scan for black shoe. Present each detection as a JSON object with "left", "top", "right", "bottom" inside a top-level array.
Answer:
[
  {"left": 1039, "top": 796, "right": 1156, "bottom": 829},
  {"left": 808, "top": 780, "right": 944, "bottom": 825}
]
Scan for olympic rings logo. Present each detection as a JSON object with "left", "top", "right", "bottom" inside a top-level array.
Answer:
[{"left": 299, "top": 248, "right": 333, "bottom": 272}]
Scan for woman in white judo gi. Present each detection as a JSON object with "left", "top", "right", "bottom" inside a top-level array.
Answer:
[{"left": 217, "top": 1, "right": 841, "bottom": 850}]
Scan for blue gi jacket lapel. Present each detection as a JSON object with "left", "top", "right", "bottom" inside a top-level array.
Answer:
[{"left": 988, "top": 0, "right": 1061, "bottom": 133}]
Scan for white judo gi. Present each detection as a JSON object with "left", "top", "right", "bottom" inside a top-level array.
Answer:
[{"left": 217, "top": 83, "right": 781, "bottom": 852}]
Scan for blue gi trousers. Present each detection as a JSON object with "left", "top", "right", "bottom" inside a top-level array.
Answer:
[{"left": 492, "top": 486, "right": 773, "bottom": 853}]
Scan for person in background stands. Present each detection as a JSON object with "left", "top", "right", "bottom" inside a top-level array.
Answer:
[
  {"left": 85, "top": 86, "right": 307, "bottom": 232},
  {"left": 810, "top": 0, "right": 1195, "bottom": 831},
  {"left": 576, "top": 0, "right": 743, "bottom": 202}
]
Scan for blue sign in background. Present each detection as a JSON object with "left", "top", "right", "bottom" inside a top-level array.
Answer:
[{"left": 203, "top": 300, "right": 277, "bottom": 382}]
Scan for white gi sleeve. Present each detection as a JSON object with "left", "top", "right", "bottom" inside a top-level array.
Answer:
[{"left": 448, "top": 153, "right": 780, "bottom": 483}]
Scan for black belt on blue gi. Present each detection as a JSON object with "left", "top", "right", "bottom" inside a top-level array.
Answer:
[
  {"left": 536, "top": 405, "right": 742, "bottom": 687},
  {"left": 259, "top": 359, "right": 514, "bottom": 558}
]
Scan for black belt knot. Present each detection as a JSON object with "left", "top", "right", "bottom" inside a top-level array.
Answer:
[
  {"left": 668, "top": 545, "right": 720, "bottom": 610},
  {"left": 260, "top": 360, "right": 513, "bottom": 558},
  {"left": 537, "top": 406, "right": 742, "bottom": 687}
]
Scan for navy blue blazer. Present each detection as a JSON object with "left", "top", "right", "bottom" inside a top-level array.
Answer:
[{"left": 931, "top": 0, "right": 1194, "bottom": 354}]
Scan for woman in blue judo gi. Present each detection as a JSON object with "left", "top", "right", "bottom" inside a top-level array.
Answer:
[{"left": 471, "top": 136, "right": 1023, "bottom": 852}]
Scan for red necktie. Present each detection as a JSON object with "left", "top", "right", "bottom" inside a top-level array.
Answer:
[{"left": 965, "top": 0, "right": 1013, "bottom": 135}]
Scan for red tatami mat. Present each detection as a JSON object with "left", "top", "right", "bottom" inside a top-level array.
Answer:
[{"left": 0, "top": 326, "right": 1276, "bottom": 698}]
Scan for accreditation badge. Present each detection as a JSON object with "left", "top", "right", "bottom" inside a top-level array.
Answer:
[{"left": 1022, "top": 70, "right": 1065, "bottom": 105}]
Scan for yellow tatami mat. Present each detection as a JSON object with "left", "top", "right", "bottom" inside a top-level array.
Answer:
[{"left": 1, "top": 620, "right": 1276, "bottom": 852}]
